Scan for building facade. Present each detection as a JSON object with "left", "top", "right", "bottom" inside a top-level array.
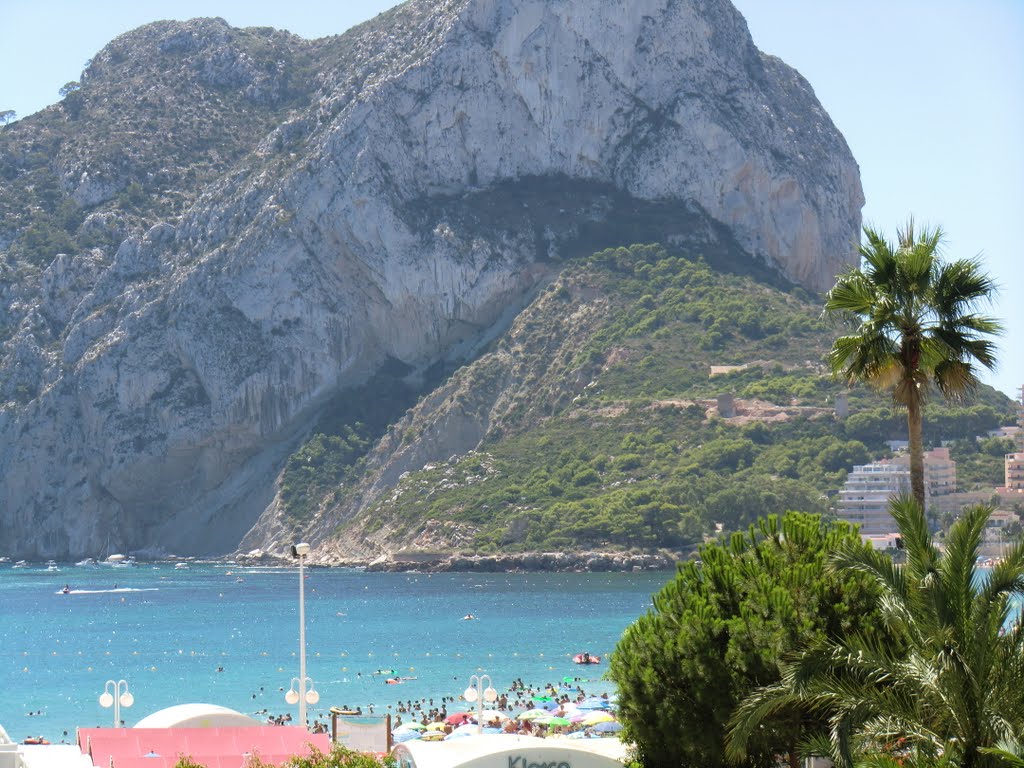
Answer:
[{"left": 838, "top": 447, "right": 957, "bottom": 535}]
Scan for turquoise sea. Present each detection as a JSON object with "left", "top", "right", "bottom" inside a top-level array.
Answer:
[{"left": 0, "top": 562, "right": 667, "bottom": 743}]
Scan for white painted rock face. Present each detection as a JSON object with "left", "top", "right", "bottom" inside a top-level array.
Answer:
[{"left": 0, "top": 0, "right": 862, "bottom": 558}]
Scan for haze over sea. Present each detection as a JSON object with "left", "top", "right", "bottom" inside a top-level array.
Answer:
[{"left": 0, "top": 562, "right": 665, "bottom": 743}]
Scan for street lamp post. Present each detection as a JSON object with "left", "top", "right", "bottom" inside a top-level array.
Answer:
[
  {"left": 99, "top": 679, "right": 133, "bottom": 728},
  {"left": 284, "top": 542, "right": 319, "bottom": 729},
  {"left": 463, "top": 674, "right": 498, "bottom": 734}
]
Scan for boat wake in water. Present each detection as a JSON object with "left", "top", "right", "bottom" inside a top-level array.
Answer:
[{"left": 55, "top": 587, "right": 159, "bottom": 595}]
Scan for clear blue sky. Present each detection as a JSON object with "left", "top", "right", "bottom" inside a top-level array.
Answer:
[{"left": 1, "top": 0, "right": 1021, "bottom": 400}]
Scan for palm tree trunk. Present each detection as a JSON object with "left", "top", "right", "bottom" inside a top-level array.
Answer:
[{"left": 907, "top": 396, "right": 926, "bottom": 509}]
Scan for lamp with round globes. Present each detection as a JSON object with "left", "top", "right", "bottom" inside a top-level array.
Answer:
[
  {"left": 99, "top": 679, "right": 133, "bottom": 727},
  {"left": 285, "top": 542, "right": 314, "bottom": 729},
  {"left": 286, "top": 677, "right": 319, "bottom": 707},
  {"left": 464, "top": 674, "right": 497, "bottom": 734}
]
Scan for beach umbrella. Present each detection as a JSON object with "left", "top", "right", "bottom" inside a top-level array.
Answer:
[
  {"left": 594, "top": 721, "right": 624, "bottom": 733},
  {"left": 446, "top": 711, "right": 474, "bottom": 725},
  {"left": 420, "top": 732, "right": 446, "bottom": 741},
  {"left": 392, "top": 730, "right": 422, "bottom": 743},
  {"left": 577, "top": 696, "right": 612, "bottom": 710},
  {"left": 582, "top": 711, "right": 616, "bottom": 725},
  {"left": 393, "top": 723, "right": 425, "bottom": 732},
  {"left": 424, "top": 721, "right": 447, "bottom": 731},
  {"left": 538, "top": 716, "right": 571, "bottom": 726},
  {"left": 516, "top": 709, "right": 548, "bottom": 720},
  {"left": 446, "top": 724, "right": 479, "bottom": 739}
]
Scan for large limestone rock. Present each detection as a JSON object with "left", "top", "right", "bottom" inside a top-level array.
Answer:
[{"left": 0, "top": 0, "right": 862, "bottom": 558}]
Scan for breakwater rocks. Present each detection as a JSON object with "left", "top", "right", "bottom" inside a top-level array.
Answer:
[{"left": 365, "top": 551, "right": 675, "bottom": 573}]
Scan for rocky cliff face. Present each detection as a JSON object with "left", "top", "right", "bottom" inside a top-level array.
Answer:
[{"left": 0, "top": 0, "right": 862, "bottom": 559}]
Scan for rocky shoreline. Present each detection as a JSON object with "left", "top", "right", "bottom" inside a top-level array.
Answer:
[{"left": 233, "top": 549, "right": 679, "bottom": 573}]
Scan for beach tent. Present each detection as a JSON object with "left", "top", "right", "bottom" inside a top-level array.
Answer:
[
  {"left": 391, "top": 733, "right": 628, "bottom": 768},
  {"left": 132, "top": 704, "right": 261, "bottom": 729}
]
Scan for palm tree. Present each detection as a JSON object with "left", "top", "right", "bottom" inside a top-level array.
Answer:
[
  {"left": 726, "top": 497, "right": 1024, "bottom": 768},
  {"left": 824, "top": 220, "right": 1001, "bottom": 508}
]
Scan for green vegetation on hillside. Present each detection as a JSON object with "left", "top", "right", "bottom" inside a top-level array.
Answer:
[
  {"left": 329, "top": 243, "right": 1015, "bottom": 554},
  {"left": 279, "top": 372, "right": 421, "bottom": 522}
]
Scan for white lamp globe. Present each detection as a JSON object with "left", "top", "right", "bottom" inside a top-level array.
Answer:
[
  {"left": 483, "top": 686, "right": 498, "bottom": 703},
  {"left": 463, "top": 687, "right": 478, "bottom": 703},
  {"left": 120, "top": 692, "right": 134, "bottom": 708},
  {"left": 99, "top": 692, "right": 114, "bottom": 708},
  {"left": 306, "top": 689, "right": 320, "bottom": 705},
  {"left": 285, "top": 689, "right": 299, "bottom": 705}
]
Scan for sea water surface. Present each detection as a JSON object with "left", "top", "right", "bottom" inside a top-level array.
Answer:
[{"left": 0, "top": 562, "right": 667, "bottom": 743}]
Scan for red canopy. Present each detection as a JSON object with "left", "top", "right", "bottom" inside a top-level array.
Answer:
[{"left": 78, "top": 726, "right": 330, "bottom": 768}]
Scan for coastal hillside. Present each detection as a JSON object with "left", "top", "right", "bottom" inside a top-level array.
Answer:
[
  {"left": 246, "top": 242, "right": 1015, "bottom": 567},
  {"left": 3, "top": 0, "right": 869, "bottom": 559}
]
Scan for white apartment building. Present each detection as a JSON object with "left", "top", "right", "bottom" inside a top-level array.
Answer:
[{"left": 838, "top": 447, "right": 957, "bottom": 535}]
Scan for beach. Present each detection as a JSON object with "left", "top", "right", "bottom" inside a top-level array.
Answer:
[{"left": 0, "top": 563, "right": 664, "bottom": 743}]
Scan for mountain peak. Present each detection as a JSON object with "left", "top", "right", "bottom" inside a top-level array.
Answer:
[{"left": 0, "top": 0, "right": 863, "bottom": 559}]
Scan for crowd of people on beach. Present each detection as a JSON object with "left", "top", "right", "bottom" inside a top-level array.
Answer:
[{"left": 254, "top": 674, "right": 618, "bottom": 741}]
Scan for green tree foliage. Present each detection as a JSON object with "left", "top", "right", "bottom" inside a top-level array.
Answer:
[
  {"left": 174, "top": 745, "right": 394, "bottom": 768},
  {"left": 950, "top": 436, "right": 1017, "bottom": 489},
  {"left": 824, "top": 220, "right": 1002, "bottom": 507},
  {"left": 279, "top": 373, "right": 420, "bottom": 522},
  {"left": 0, "top": 110, "right": 15, "bottom": 126},
  {"left": 728, "top": 498, "right": 1024, "bottom": 768},
  {"left": 248, "top": 744, "right": 394, "bottom": 768},
  {"left": 608, "top": 512, "right": 882, "bottom": 768},
  {"left": 58, "top": 81, "right": 81, "bottom": 97}
]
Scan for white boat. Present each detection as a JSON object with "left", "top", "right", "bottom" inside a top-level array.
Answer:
[
  {"left": 13, "top": 560, "right": 28, "bottom": 568},
  {"left": 76, "top": 558, "right": 97, "bottom": 567},
  {"left": 174, "top": 562, "right": 190, "bottom": 570},
  {"left": 46, "top": 560, "right": 59, "bottom": 572}
]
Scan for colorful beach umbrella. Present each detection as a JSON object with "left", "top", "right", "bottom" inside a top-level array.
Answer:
[
  {"left": 446, "top": 711, "right": 474, "bottom": 725},
  {"left": 446, "top": 724, "right": 479, "bottom": 739},
  {"left": 594, "top": 721, "right": 624, "bottom": 733},
  {"left": 393, "top": 723, "right": 425, "bottom": 732},
  {"left": 424, "top": 721, "right": 447, "bottom": 731},
  {"left": 538, "top": 716, "right": 571, "bottom": 726},
  {"left": 392, "top": 730, "right": 422, "bottom": 743},
  {"left": 578, "top": 696, "right": 613, "bottom": 710},
  {"left": 582, "top": 711, "right": 616, "bottom": 725},
  {"left": 516, "top": 709, "right": 548, "bottom": 720}
]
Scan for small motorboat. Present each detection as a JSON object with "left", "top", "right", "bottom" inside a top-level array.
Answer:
[
  {"left": 573, "top": 652, "right": 601, "bottom": 665},
  {"left": 174, "top": 562, "right": 190, "bottom": 570}
]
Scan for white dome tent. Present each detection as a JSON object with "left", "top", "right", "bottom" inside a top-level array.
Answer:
[{"left": 132, "top": 704, "right": 261, "bottom": 729}]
